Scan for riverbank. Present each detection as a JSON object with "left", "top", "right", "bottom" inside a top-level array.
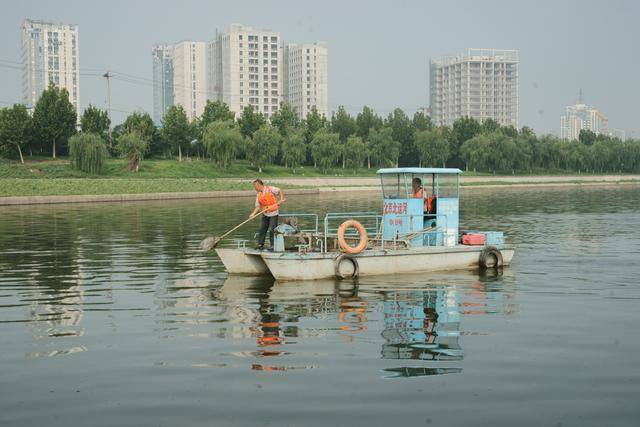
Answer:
[{"left": 1, "top": 174, "right": 639, "bottom": 205}]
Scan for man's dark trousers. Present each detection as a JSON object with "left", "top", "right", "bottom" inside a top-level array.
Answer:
[{"left": 258, "top": 215, "right": 279, "bottom": 248}]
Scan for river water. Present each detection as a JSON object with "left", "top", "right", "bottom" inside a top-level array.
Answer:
[{"left": 1, "top": 185, "right": 640, "bottom": 427}]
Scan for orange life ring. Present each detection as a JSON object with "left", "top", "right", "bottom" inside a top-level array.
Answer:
[{"left": 337, "top": 220, "right": 368, "bottom": 254}]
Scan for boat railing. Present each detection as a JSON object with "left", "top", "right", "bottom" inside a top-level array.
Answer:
[
  {"left": 323, "top": 212, "right": 383, "bottom": 252},
  {"left": 279, "top": 213, "right": 319, "bottom": 234}
]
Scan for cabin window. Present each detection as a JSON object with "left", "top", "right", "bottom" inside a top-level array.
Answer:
[
  {"left": 381, "top": 174, "right": 407, "bottom": 199},
  {"left": 437, "top": 174, "right": 459, "bottom": 198}
]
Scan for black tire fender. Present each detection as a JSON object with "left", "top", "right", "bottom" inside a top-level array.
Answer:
[
  {"left": 479, "top": 246, "right": 504, "bottom": 270},
  {"left": 335, "top": 254, "right": 359, "bottom": 279}
]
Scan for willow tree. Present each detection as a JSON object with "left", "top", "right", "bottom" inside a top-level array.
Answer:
[
  {"left": 367, "top": 127, "right": 399, "bottom": 167},
  {"left": 281, "top": 128, "right": 306, "bottom": 173},
  {"left": 311, "top": 129, "right": 341, "bottom": 174},
  {"left": 343, "top": 135, "right": 367, "bottom": 174},
  {"left": 247, "top": 124, "right": 280, "bottom": 173},
  {"left": 203, "top": 120, "right": 242, "bottom": 168},
  {"left": 69, "top": 133, "right": 108, "bottom": 174},
  {"left": 117, "top": 131, "right": 149, "bottom": 172},
  {"left": 414, "top": 127, "right": 450, "bottom": 168}
]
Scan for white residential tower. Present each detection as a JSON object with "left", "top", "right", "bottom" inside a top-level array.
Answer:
[
  {"left": 560, "top": 101, "right": 609, "bottom": 141},
  {"left": 172, "top": 41, "right": 206, "bottom": 121},
  {"left": 208, "top": 24, "right": 283, "bottom": 119},
  {"left": 284, "top": 42, "right": 328, "bottom": 119},
  {"left": 430, "top": 48, "right": 519, "bottom": 127},
  {"left": 21, "top": 19, "right": 80, "bottom": 118}
]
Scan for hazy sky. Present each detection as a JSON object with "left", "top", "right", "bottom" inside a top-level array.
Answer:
[{"left": 1, "top": 0, "right": 638, "bottom": 136}]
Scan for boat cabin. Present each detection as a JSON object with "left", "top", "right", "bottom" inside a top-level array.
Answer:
[{"left": 377, "top": 167, "right": 462, "bottom": 247}]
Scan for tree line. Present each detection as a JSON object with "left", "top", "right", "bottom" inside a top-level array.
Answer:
[{"left": 1, "top": 83, "right": 639, "bottom": 175}]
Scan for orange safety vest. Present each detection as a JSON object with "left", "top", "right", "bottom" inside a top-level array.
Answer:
[
  {"left": 413, "top": 188, "right": 436, "bottom": 213},
  {"left": 257, "top": 188, "right": 279, "bottom": 212},
  {"left": 426, "top": 195, "right": 436, "bottom": 214}
]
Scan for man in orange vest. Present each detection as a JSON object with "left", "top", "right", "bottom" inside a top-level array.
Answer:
[
  {"left": 250, "top": 179, "right": 286, "bottom": 250},
  {"left": 412, "top": 177, "right": 437, "bottom": 225}
]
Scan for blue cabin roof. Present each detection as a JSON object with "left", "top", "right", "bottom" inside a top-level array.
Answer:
[{"left": 376, "top": 167, "right": 462, "bottom": 175}]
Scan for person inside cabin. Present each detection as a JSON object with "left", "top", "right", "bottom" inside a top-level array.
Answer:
[
  {"left": 412, "top": 177, "right": 437, "bottom": 226},
  {"left": 249, "top": 179, "right": 286, "bottom": 250}
]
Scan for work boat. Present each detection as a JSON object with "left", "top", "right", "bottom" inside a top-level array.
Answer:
[{"left": 216, "top": 168, "right": 515, "bottom": 281}]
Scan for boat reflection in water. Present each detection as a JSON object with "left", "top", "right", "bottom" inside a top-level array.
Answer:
[
  {"left": 380, "top": 285, "right": 463, "bottom": 378},
  {"left": 216, "top": 269, "right": 515, "bottom": 376}
]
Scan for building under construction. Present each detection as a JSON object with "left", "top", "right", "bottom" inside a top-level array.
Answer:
[{"left": 429, "top": 48, "right": 519, "bottom": 127}]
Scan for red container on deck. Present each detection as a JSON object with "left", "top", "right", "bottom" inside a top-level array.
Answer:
[{"left": 462, "top": 233, "right": 486, "bottom": 246}]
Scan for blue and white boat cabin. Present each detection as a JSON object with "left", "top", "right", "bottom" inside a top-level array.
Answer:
[{"left": 378, "top": 167, "right": 461, "bottom": 247}]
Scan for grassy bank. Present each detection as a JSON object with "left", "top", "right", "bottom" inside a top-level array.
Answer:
[
  {"left": 0, "top": 178, "right": 268, "bottom": 197},
  {"left": 0, "top": 157, "right": 383, "bottom": 179},
  {"left": 2, "top": 157, "right": 638, "bottom": 198},
  {"left": 2, "top": 157, "right": 634, "bottom": 180}
]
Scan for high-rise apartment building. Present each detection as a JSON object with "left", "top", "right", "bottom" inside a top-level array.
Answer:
[
  {"left": 208, "top": 24, "right": 283, "bottom": 119},
  {"left": 21, "top": 19, "right": 80, "bottom": 118},
  {"left": 560, "top": 101, "right": 609, "bottom": 141},
  {"left": 608, "top": 129, "right": 626, "bottom": 142},
  {"left": 430, "top": 48, "right": 518, "bottom": 127},
  {"left": 284, "top": 42, "right": 328, "bottom": 119},
  {"left": 152, "top": 44, "right": 174, "bottom": 123},
  {"left": 172, "top": 41, "right": 206, "bottom": 121}
]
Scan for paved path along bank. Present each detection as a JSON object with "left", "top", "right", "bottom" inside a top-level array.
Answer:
[{"left": 263, "top": 174, "right": 640, "bottom": 190}]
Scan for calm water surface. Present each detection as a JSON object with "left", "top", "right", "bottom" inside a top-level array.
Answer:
[{"left": 1, "top": 186, "right": 640, "bottom": 426}]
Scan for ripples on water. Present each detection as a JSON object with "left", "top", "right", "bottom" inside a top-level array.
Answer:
[{"left": 1, "top": 185, "right": 640, "bottom": 426}]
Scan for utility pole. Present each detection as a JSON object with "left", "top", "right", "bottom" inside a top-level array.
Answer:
[{"left": 103, "top": 71, "right": 112, "bottom": 139}]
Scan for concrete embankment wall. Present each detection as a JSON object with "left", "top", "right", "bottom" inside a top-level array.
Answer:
[{"left": 0, "top": 189, "right": 320, "bottom": 206}]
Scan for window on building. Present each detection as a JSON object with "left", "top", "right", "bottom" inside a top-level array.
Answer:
[
  {"left": 239, "top": 35, "right": 243, "bottom": 40},
  {"left": 264, "top": 90, "right": 268, "bottom": 96},
  {"left": 271, "top": 36, "right": 277, "bottom": 42}
]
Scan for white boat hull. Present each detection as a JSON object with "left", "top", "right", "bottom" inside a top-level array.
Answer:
[
  {"left": 217, "top": 245, "right": 515, "bottom": 281},
  {"left": 215, "top": 248, "right": 270, "bottom": 275}
]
